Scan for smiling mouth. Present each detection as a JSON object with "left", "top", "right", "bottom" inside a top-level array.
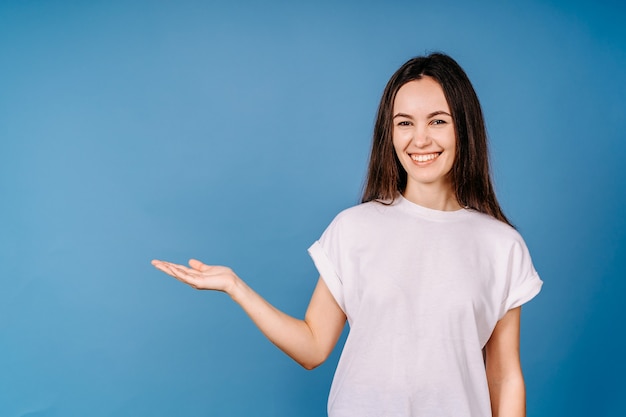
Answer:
[{"left": 410, "top": 152, "right": 441, "bottom": 162}]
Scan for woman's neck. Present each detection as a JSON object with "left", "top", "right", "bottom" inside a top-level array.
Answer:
[{"left": 402, "top": 183, "right": 461, "bottom": 211}]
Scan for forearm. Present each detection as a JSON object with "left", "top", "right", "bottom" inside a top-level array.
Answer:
[
  {"left": 485, "top": 307, "right": 526, "bottom": 417},
  {"left": 488, "top": 372, "right": 526, "bottom": 417},
  {"left": 228, "top": 278, "right": 325, "bottom": 370}
]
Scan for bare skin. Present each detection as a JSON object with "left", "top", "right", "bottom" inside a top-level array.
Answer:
[{"left": 485, "top": 307, "right": 526, "bottom": 417}]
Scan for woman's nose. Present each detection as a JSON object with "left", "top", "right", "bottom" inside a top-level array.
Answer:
[{"left": 412, "top": 126, "right": 431, "bottom": 147}]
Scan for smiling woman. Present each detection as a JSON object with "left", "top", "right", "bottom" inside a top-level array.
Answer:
[{"left": 153, "top": 52, "right": 542, "bottom": 417}]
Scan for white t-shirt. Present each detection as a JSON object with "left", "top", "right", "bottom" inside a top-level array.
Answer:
[{"left": 308, "top": 196, "right": 543, "bottom": 417}]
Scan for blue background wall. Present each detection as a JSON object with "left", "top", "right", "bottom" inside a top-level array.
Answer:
[{"left": 1, "top": 0, "right": 624, "bottom": 416}]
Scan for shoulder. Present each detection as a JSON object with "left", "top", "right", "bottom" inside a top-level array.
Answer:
[
  {"left": 317, "top": 200, "right": 395, "bottom": 242},
  {"left": 461, "top": 211, "right": 539, "bottom": 283},
  {"left": 462, "top": 209, "right": 527, "bottom": 247},
  {"left": 331, "top": 200, "right": 395, "bottom": 226}
]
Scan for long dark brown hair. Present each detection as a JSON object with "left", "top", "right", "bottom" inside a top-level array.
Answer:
[{"left": 361, "top": 52, "right": 512, "bottom": 226}]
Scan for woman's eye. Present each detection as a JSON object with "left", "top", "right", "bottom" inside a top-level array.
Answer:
[
  {"left": 431, "top": 119, "right": 446, "bottom": 125},
  {"left": 397, "top": 121, "right": 411, "bottom": 126}
]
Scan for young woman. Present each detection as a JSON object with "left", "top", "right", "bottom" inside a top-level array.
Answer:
[{"left": 152, "top": 52, "right": 542, "bottom": 417}]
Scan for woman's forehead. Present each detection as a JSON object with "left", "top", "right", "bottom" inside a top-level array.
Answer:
[{"left": 393, "top": 78, "right": 450, "bottom": 114}]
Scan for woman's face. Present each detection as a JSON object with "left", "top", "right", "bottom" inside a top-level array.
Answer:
[{"left": 392, "top": 77, "right": 456, "bottom": 195}]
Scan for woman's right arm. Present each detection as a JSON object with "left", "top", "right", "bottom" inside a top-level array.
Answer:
[{"left": 152, "top": 259, "right": 346, "bottom": 370}]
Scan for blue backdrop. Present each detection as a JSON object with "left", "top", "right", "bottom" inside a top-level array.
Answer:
[{"left": 1, "top": 0, "right": 624, "bottom": 416}]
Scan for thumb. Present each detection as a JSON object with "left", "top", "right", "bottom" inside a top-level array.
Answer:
[{"left": 189, "top": 258, "right": 210, "bottom": 271}]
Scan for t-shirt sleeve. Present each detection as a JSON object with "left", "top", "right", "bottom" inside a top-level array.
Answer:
[
  {"left": 307, "top": 215, "right": 346, "bottom": 313},
  {"left": 499, "top": 236, "right": 543, "bottom": 319}
]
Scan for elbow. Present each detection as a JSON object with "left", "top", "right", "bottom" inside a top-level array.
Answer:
[
  {"left": 299, "top": 359, "right": 324, "bottom": 371},
  {"left": 298, "top": 353, "right": 327, "bottom": 371}
]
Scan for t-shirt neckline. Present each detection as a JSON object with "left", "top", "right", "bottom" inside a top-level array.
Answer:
[{"left": 394, "top": 194, "right": 471, "bottom": 222}]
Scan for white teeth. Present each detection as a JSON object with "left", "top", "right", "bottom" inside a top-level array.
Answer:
[{"left": 411, "top": 153, "right": 439, "bottom": 162}]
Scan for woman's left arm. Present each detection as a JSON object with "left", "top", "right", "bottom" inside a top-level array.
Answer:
[{"left": 484, "top": 306, "right": 526, "bottom": 417}]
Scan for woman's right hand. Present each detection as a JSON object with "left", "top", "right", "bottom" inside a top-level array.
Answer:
[
  {"left": 151, "top": 259, "right": 238, "bottom": 294},
  {"left": 151, "top": 258, "right": 346, "bottom": 370}
]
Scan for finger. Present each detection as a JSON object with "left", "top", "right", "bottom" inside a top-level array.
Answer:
[
  {"left": 155, "top": 263, "right": 202, "bottom": 286},
  {"left": 153, "top": 262, "right": 181, "bottom": 277},
  {"left": 152, "top": 259, "right": 180, "bottom": 269},
  {"left": 189, "top": 258, "right": 210, "bottom": 272},
  {"left": 153, "top": 260, "right": 191, "bottom": 277},
  {"left": 163, "top": 262, "right": 198, "bottom": 278},
  {"left": 154, "top": 260, "right": 197, "bottom": 274}
]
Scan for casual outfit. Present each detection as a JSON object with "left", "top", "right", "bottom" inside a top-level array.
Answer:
[{"left": 308, "top": 196, "right": 543, "bottom": 417}]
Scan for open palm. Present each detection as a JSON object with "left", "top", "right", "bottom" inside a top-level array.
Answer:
[{"left": 151, "top": 259, "right": 236, "bottom": 293}]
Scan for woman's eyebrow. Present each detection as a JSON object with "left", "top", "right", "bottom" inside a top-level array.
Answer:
[
  {"left": 393, "top": 111, "right": 452, "bottom": 119},
  {"left": 427, "top": 110, "right": 452, "bottom": 118}
]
